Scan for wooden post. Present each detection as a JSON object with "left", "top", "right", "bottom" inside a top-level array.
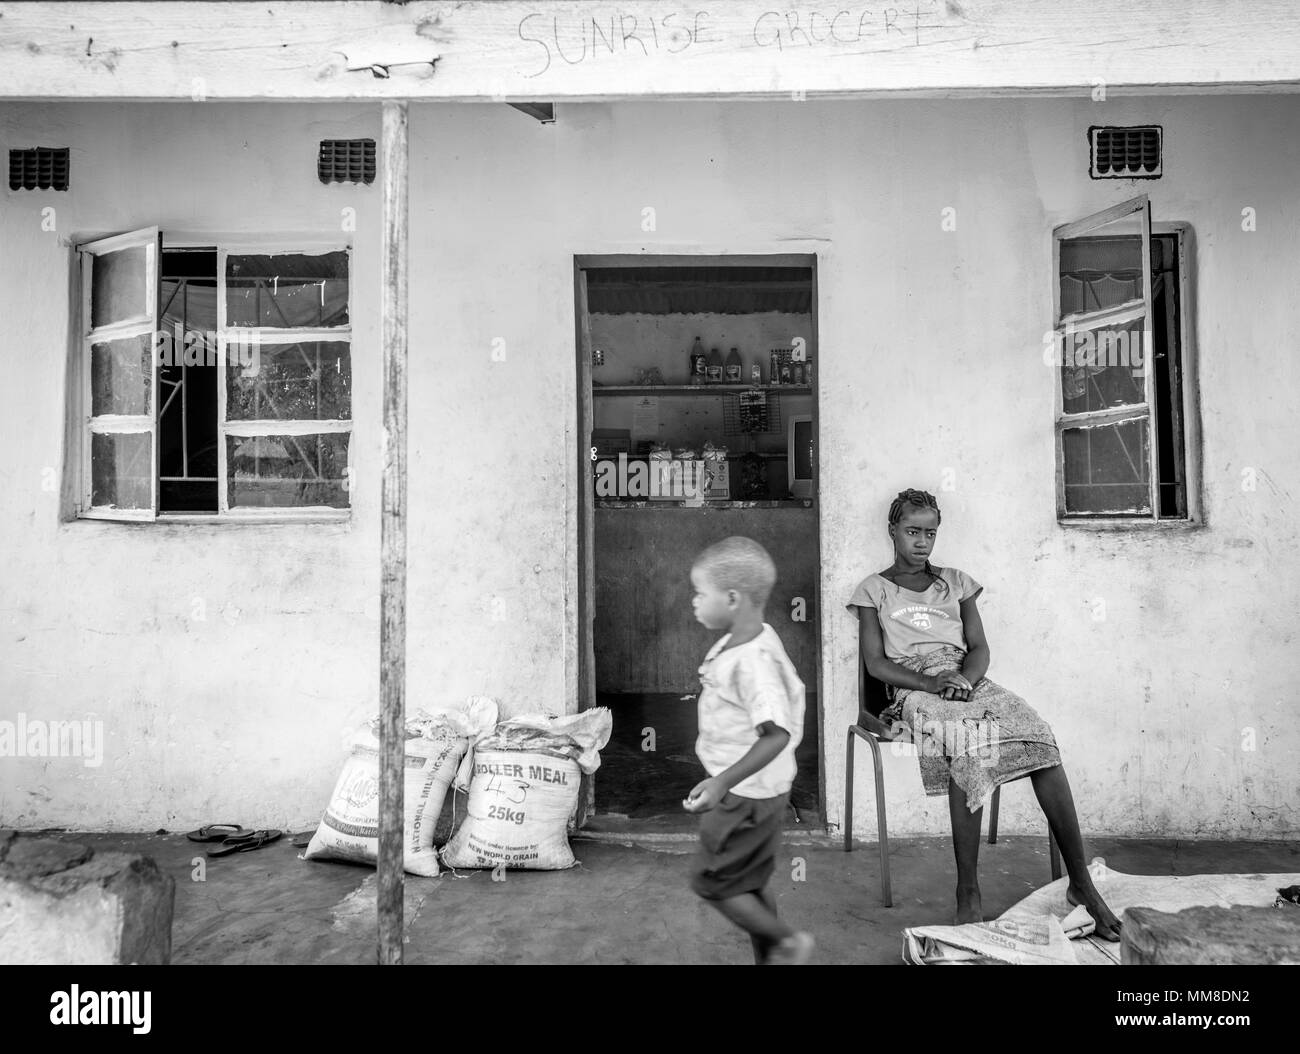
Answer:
[{"left": 378, "top": 98, "right": 409, "bottom": 967}]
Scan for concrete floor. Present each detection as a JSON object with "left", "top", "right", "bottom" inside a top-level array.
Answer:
[{"left": 41, "top": 829, "right": 1300, "bottom": 965}]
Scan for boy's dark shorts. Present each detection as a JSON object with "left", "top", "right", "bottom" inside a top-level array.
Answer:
[{"left": 690, "top": 790, "right": 789, "bottom": 901}]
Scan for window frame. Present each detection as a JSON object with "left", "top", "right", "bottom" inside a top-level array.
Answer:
[
  {"left": 1051, "top": 199, "right": 1202, "bottom": 528},
  {"left": 79, "top": 226, "right": 162, "bottom": 522},
  {"left": 214, "top": 240, "right": 353, "bottom": 521},
  {"left": 72, "top": 230, "right": 354, "bottom": 524}
]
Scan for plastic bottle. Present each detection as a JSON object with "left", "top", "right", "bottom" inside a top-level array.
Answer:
[
  {"left": 749, "top": 360, "right": 762, "bottom": 385},
  {"left": 769, "top": 349, "right": 780, "bottom": 386},
  {"left": 725, "top": 347, "right": 743, "bottom": 383},
  {"left": 690, "top": 336, "right": 706, "bottom": 385},
  {"left": 706, "top": 346, "right": 724, "bottom": 384}
]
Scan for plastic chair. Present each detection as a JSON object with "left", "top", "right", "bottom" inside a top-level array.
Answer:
[{"left": 845, "top": 643, "right": 1062, "bottom": 907}]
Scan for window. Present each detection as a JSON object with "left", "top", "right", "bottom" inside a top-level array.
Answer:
[
  {"left": 1051, "top": 195, "right": 1197, "bottom": 522},
  {"left": 75, "top": 228, "right": 352, "bottom": 521}
]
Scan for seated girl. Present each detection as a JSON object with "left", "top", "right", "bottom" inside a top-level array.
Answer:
[{"left": 846, "top": 488, "right": 1121, "bottom": 939}]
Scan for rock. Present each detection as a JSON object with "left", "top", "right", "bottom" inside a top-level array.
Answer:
[
  {"left": 1121, "top": 904, "right": 1300, "bottom": 965},
  {"left": 2, "top": 838, "right": 94, "bottom": 880},
  {"left": 0, "top": 836, "right": 175, "bottom": 964}
]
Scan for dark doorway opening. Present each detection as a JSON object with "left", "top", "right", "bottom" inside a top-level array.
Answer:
[{"left": 575, "top": 254, "right": 823, "bottom": 829}]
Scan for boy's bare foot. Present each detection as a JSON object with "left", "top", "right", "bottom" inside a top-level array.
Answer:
[
  {"left": 765, "top": 931, "right": 815, "bottom": 965},
  {"left": 954, "top": 884, "right": 983, "bottom": 924},
  {"left": 1067, "top": 882, "right": 1123, "bottom": 941}
]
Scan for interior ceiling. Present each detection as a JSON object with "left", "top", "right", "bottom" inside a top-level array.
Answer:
[{"left": 585, "top": 266, "right": 813, "bottom": 315}]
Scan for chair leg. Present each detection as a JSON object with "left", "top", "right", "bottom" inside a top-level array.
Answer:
[
  {"left": 864, "top": 733, "right": 891, "bottom": 908},
  {"left": 844, "top": 728, "right": 856, "bottom": 852},
  {"left": 987, "top": 783, "right": 1001, "bottom": 844},
  {"left": 1048, "top": 826, "right": 1062, "bottom": 881}
]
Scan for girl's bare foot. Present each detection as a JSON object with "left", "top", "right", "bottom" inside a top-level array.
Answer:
[
  {"left": 1067, "top": 882, "right": 1123, "bottom": 941},
  {"left": 954, "top": 884, "right": 983, "bottom": 925}
]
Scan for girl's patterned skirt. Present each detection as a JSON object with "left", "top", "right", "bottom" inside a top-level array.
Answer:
[{"left": 884, "top": 644, "right": 1061, "bottom": 813}]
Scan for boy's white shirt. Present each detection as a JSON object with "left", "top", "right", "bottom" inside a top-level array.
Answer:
[{"left": 695, "top": 623, "right": 805, "bottom": 799}]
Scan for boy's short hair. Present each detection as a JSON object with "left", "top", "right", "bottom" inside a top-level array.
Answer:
[{"left": 693, "top": 536, "right": 777, "bottom": 608}]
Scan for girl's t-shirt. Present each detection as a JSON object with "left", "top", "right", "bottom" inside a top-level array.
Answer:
[{"left": 845, "top": 566, "right": 983, "bottom": 661}]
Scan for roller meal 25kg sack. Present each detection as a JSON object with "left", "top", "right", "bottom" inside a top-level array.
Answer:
[
  {"left": 441, "top": 708, "right": 612, "bottom": 871},
  {"left": 304, "top": 699, "right": 497, "bottom": 877}
]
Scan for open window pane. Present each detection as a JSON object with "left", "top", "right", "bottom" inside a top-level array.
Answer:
[
  {"left": 80, "top": 227, "right": 161, "bottom": 519},
  {"left": 91, "top": 244, "right": 150, "bottom": 329},
  {"left": 226, "top": 252, "right": 349, "bottom": 328},
  {"left": 226, "top": 432, "right": 350, "bottom": 509},
  {"left": 1062, "top": 419, "right": 1151, "bottom": 515},
  {"left": 91, "top": 432, "right": 152, "bottom": 509},
  {"left": 226, "top": 341, "right": 351, "bottom": 421},
  {"left": 1059, "top": 236, "right": 1143, "bottom": 315},
  {"left": 91, "top": 332, "right": 153, "bottom": 416},
  {"left": 1059, "top": 319, "right": 1146, "bottom": 413}
]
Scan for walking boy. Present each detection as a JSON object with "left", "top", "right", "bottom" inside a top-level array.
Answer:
[{"left": 685, "top": 536, "right": 814, "bottom": 965}]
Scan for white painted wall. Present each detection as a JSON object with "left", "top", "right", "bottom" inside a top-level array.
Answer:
[{"left": 1, "top": 96, "right": 1295, "bottom": 836}]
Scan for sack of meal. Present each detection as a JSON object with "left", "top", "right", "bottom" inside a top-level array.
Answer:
[
  {"left": 440, "top": 708, "right": 612, "bottom": 871},
  {"left": 304, "top": 699, "right": 497, "bottom": 877}
]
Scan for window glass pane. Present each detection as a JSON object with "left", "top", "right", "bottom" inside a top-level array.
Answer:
[
  {"left": 226, "top": 341, "right": 351, "bottom": 421},
  {"left": 1059, "top": 319, "right": 1146, "bottom": 413},
  {"left": 1059, "top": 236, "right": 1143, "bottom": 315},
  {"left": 91, "top": 333, "right": 153, "bottom": 416},
  {"left": 1063, "top": 419, "right": 1151, "bottom": 515},
  {"left": 91, "top": 244, "right": 149, "bottom": 328},
  {"left": 226, "top": 252, "right": 349, "bottom": 328},
  {"left": 91, "top": 431, "right": 152, "bottom": 508},
  {"left": 227, "top": 432, "right": 350, "bottom": 509}
]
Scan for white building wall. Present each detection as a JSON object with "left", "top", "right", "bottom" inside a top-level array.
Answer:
[{"left": 0, "top": 96, "right": 1295, "bottom": 836}]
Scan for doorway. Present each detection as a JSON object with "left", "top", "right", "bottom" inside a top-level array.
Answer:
[{"left": 575, "top": 254, "right": 823, "bottom": 828}]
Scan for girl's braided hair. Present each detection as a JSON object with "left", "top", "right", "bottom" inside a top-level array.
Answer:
[{"left": 886, "top": 488, "right": 949, "bottom": 599}]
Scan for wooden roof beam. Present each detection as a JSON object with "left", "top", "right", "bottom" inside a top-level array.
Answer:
[{"left": 2, "top": 1, "right": 1300, "bottom": 101}]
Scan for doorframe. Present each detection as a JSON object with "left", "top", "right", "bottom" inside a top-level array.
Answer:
[{"left": 573, "top": 251, "right": 824, "bottom": 824}]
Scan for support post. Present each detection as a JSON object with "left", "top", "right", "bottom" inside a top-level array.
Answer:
[{"left": 378, "top": 99, "right": 409, "bottom": 967}]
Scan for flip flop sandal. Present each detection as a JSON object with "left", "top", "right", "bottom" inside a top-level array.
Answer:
[
  {"left": 186, "top": 823, "right": 252, "bottom": 843},
  {"left": 207, "top": 829, "right": 284, "bottom": 857},
  {"left": 290, "top": 831, "right": 315, "bottom": 849}
]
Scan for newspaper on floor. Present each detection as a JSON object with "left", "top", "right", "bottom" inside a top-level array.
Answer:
[
  {"left": 902, "top": 858, "right": 1300, "bottom": 965},
  {"left": 903, "top": 904, "right": 1095, "bottom": 965}
]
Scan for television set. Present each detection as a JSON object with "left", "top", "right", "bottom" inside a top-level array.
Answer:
[{"left": 787, "top": 414, "right": 814, "bottom": 499}]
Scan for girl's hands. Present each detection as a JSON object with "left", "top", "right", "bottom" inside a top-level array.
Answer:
[{"left": 926, "top": 670, "right": 973, "bottom": 700}]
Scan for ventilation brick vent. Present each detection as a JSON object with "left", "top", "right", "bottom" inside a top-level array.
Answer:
[
  {"left": 9, "top": 147, "right": 70, "bottom": 191},
  {"left": 318, "top": 139, "right": 376, "bottom": 184},
  {"left": 1090, "top": 126, "right": 1162, "bottom": 179}
]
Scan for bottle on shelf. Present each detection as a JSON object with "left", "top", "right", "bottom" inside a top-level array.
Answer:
[
  {"left": 749, "top": 359, "right": 762, "bottom": 385},
  {"left": 769, "top": 349, "right": 780, "bottom": 386},
  {"left": 805, "top": 360, "right": 814, "bottom": 387},
  {"left": 690, "top": 336, "right": 706, "bottom": 386},
  {"left": 725, "top": 347, "right": 743, "bottom": 383},
  {"left": 792, "top": 361, "right": 805, "bottom": 385},
  {"left": 706, "top": 346, "right": 724, "bottom": 384},
  {"left": 779, "top": 357, "right": 793, "bottom": 385}
]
